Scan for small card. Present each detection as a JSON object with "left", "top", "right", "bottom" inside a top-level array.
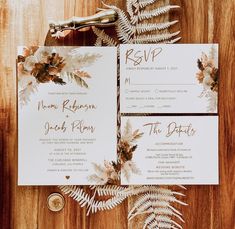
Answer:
[
  {"left": 120, "top": 44, "right": 219, "bottom": 113},
  {"left": 18, "top": 46, "right": 117, "bottom": 185},
  {"left": 121, "top": 116, "right": 218, "bottom": 185}
]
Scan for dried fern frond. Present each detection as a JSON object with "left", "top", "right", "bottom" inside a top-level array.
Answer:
[
  {"left": 135, "top": 31, "right": 180, "bottom": 43},
  {"left": 164, "top": 36, "right": 182, "bottom": 44},
  {"left": 133, "top": 208, "right": 184, "bottom": 224},
  {"left": 92, "top": 27, "right": 118, "bottom": 46},
  {"left": 127, "top": 187, "right": 186, "bottom": 229},
  {"left": 128, "top": 199, "right": 183, "bottom": 219},
  {"left": 129, "top": 191, "right": 186, "bottom": 214},
  {"left": 99, "top": 2, "right": 181, "bottom": 44},
  {"left": 149, "top": 222, "right": 180, "bottom": 229},
  {"left": 116, "top": 23, "right": 134, "bottom": 43},
  {"left": 146, "top": 215, "right": 183, "bottom": 229},
  {"left": 138, "top": 0, "right": 158, "bottom": 8},
  {"left": 136, "top": 20, "right": 178, "bottom": 34},
  {"left": 93, "top": 185, "right": 185, "bottom": 200},
  {"left": 59, "top": 185, "right": 186, "bottom": 228},
  {"left": 115, "top": 7, "right": 135, "bottom": 37},
  {"left": 94, "top": 37, "right": 103, "bottom": 46},
  {"left": 97, "top": 2, "right": 181, "bottom": 45},
  {"left": 138, "top": 5, "right": 180, "bottom": 21},
  {"left": 104, "top": 4, "right": 135, "bottom": 42},
  {"left": 129, "top": 203, "right": 184, "bottom": 222},
  {"left": 127, "top": 186, "right": 186, "bottom": 197},
  {"left": 90, "top": 195, "right": 127, "bottom": 213},
  {"left": 59, "top": 185, "right": 127, "bottom": 214},
  {"left": 126, "top": 0, "right": 138, "bottom": 18},
  {"left": 92, "top": 185, "right": 130, "bottom": 196},
  {"left": 59, "top": 186, "right": 92, "bottom": 207}
]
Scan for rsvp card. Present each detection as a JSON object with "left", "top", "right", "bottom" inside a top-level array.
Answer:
[
  {"left": 18, "top": 46, "right": 117, "bottom": 185},
  {"left": 120, "top": 44, "right": 219, "bottom": 113},
  {"left": 121, "top": 116, "right": 218, "bottom": 185}
]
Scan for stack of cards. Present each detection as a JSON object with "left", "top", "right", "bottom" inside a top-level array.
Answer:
[{"left": 120, "top": 44, "right": 219, "bottom": 185}]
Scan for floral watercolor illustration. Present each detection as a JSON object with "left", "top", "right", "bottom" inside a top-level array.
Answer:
[
  {"left": 196, "top": 45, "right": 218, "bottom": 112},
  {"left": 88, "top": 119, "right": 143, "bottom": 185},
  {"left": 17, "top": 46, "right": 101, "bottom": 107}
]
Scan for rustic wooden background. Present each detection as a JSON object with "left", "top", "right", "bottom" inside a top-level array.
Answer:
[{"left": 0, "top": 0, "right": 235, "bottom": 228}]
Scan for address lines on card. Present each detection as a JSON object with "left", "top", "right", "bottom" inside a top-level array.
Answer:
[
  {"left": 131, "top": 83, "right": 197, "bottom": 85},
  {"left": 124, "top": 78, "right": 196, "bottom": 86},
  {"left": 125, "top": 77, "right": 196, "bottom": 86}
]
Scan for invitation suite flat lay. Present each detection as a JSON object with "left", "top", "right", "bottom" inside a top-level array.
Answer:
[
  {"left": 18, "top": 46, "right": 117, "bottom": 185},
  {"left": 17, "top": 44, "right": 219, "bottom": 186},
  {"left": 120, "top": 44, "right": 218, "bottom": 114}
]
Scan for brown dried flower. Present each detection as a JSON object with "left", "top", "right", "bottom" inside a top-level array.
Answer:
[
  {"left": 118, "top": 140, "right": 137, "bottom": 163},
  {"left": 196, "top": 50, "right": 219, "bottom": 92},
  {"left": 31, "top": 53, "right": 66, "bottom": 85},
  {"left": 196, "top": 71, "right": 204, "bottom": 83}
]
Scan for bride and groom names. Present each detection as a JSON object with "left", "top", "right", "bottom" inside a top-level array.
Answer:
[{"left": 37, "top": 99, "right": 97, "bottom": 135}]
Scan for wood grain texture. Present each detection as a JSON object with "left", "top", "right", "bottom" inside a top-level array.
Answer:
[{"left": 0, "top": 0, "right": 234, "bottom": 228}]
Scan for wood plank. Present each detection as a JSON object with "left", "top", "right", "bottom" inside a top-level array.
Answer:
[
  {"left": 0, "top": 0, "right": 235, "bottom": 228},
  {"left": 170, "top": 0, "right": 235, "bottom": 229},
  {"left": 212, "top": 1, "right": 235, "bottom": 228}
]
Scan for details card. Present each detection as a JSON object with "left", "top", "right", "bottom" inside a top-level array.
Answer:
[
  {"left": 120, "top": 44, "right": 219, "bottom": 113},
  {"left": 121, "top": 116, "right": 218, "bottom": 185},
  {"left": 18, "top": 46, "right": 117, "bottom": 185}
]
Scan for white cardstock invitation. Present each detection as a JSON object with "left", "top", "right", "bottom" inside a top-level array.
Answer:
[
  {"left": 120, "top": 44, "right": 219, "bottom": 113},
  {"left": 18, "top": 46, "right": 117, "bottom": 185},
  {"left": 121, "top": 116, "right": 218, "bottom": 185}
]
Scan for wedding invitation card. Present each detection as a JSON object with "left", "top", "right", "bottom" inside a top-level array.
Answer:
[
  {"left": 18, "top": 46, "right": 117, "bottom": 185},
  {"left": 120, "top": 44, "right": 219, "bottom": 113},
  {"left": 121, "top": 116, "right": 218, "bottom": 185}
]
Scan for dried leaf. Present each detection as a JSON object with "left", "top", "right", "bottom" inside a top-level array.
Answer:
[
  {"left": 70, "top": 72, "right": 89, "bottom": 88},
  {"left": 76, "top": 70, "right": 91, "bottom": 78},
  {"left": 52, "top": 76, "right": 66, "bottom": 85},
  {"left": 197, "top": 59, "right": 204, "bottom": 71}
]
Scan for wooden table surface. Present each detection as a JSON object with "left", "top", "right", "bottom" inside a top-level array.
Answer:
[{"left": 0, "top": 0, "right": 235, "bottom": 228}]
